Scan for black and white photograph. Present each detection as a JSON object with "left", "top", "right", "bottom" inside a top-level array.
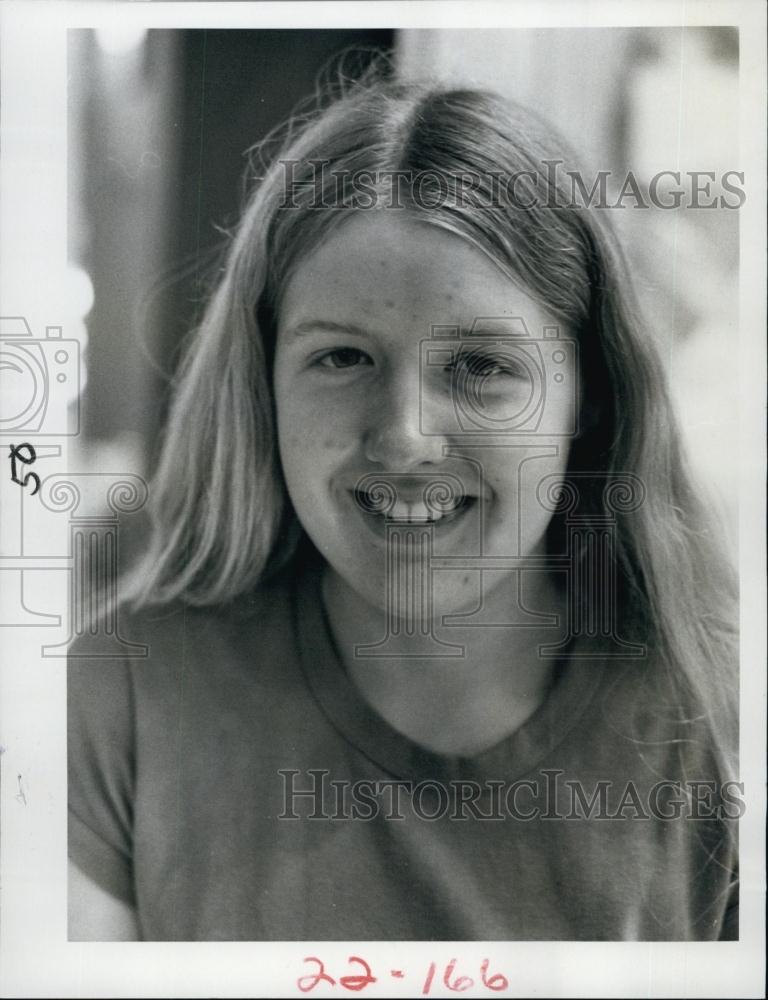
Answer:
[{"left": 0, "top": 1, "right": 765, "bottom": 997}]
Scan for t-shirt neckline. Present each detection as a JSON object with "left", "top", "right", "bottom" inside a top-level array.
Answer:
[{"left": 292, "top": 553, "right": 610, "bottom": 786}]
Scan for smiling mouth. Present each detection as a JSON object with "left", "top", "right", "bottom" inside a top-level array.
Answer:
[{"left": 352, "top": 489, "right": 476, "bottom": 525}]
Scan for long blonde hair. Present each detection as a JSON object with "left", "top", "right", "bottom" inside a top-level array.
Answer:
[{"left": 128, "top": 72, "right": 738, "bottom": 776}]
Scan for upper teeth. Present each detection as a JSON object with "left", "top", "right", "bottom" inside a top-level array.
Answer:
[{"left": 383, "top": 497, "right": 465, "bottom": 522}]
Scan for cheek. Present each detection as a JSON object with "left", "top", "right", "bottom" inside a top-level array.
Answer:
[
  {"left": 479, "top": 444, "right": 573, "bottom": 547},
  {"left": 276, "top": 372, "right": 367, "bottom": 455},
  {"left": 483, "top": 442, "right": 572, "bottom": 490},
  {"left": 275, "top": 399, "right": 313, "bottom": 483},
  {"left": 280, "top": 422, "right": 350, "bottom": 459},
  {"left": 275, "top": 388, "right": 356, "bottom": 486}
]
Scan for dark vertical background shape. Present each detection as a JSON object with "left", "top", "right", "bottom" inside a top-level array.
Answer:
[
  {"left": 146, "top": 30, "right": 394, "bottom": 468},
  {"left": 76, "top": 29, "right": 393, "bottom": 461},
  {"left": 71, "top": 29, "right": 393, "bottom": 568}
]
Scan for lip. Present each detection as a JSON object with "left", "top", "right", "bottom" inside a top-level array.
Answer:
[{"left": 346, "top": 488, "right": 480, "bottom": 543}]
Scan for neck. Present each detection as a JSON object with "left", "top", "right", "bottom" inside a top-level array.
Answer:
[{"left": 321, "top": 566, "right": 567, "bottom": 756}]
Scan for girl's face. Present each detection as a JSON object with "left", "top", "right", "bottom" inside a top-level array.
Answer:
[{"left": 274, "top": 210, "right": 579, "bottom": 618}]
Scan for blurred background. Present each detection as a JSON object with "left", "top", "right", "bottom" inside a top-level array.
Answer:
[{"left": 67, "top": 27, "right": 740, "bottom": 562}]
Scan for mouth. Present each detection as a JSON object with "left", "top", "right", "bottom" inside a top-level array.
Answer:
[{"left": 351, "top": 488, "right": 477, "bottom": 526}]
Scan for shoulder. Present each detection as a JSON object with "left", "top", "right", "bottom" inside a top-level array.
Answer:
[{"left": 68, "top": 567, "right": 298, "bottom": 707}]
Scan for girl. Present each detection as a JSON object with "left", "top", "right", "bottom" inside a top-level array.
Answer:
[{"left": 68, "top": 70, "right": 739, "bottom": 941}]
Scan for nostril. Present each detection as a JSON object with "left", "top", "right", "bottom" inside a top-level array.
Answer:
[{"left": 363, "top": 406, "right": 447, "bottom": 466}]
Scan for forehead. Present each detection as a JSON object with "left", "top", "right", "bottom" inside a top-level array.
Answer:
[{"left": 277, "top": 210, "right": 562, "bottom": 336}]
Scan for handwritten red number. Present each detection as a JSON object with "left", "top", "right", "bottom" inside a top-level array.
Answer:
[
  {"left": 422, "top": 961, "right": 437, "bottom": 995},
  {"left": 298, "top": 956, "right": 336, "bottom": 993},
  {"left": 339, "top": 956, "right": 377, "bottom": 992},
  {"left": 480, "top": 959, "right": 509, "bottom": 992},
  {"left": 443, "top": 958, "right": 474, "bottom": 992}
]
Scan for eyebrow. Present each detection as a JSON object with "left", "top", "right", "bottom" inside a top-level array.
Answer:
[
  {"left": 439, "top": 321, "right": 537, "bottom": 339},
  {"left": 285, "top": 318, "right": 545, "bottom": 339},
  {"left": 286, "top": 320, "right": 370, "bottom": 338},
  {"left": 470, "top": 319, "right": 541, "bottom": 337}
]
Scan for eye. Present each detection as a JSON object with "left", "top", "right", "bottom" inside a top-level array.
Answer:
[
  {"left": 314, "top": 347, "right": 373, "bottom": 370},
  {"left": 450, "top": 350, "right": 528, "bottom": 380}
]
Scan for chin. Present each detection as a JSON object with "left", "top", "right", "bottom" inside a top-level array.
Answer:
[{"left": 339, "top": 556, "right": 483, "bottom": 623}]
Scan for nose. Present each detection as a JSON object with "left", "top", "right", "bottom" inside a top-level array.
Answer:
[{"left": 363, "top": 369, "right": 447, "bottom": 468}]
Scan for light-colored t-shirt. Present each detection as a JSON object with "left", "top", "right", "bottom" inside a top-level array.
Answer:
[{"left": 68, "top": 549, "right": 738, "bottom": 940}]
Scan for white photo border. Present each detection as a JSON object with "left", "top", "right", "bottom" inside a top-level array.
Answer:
[{"left": 0, "top": 2, "right": 764, "bottom": 997}]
